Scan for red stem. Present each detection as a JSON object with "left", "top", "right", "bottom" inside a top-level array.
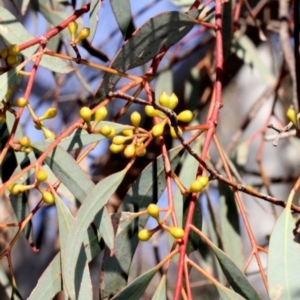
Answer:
[
  {"left": 18, "top": 4, "right": 90, "bottom": 51},
  {"left": 174, "top": 0, "right": 224, "bottom": 298}
]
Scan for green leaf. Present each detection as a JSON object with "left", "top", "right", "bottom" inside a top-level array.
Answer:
[
  {"left": 58, "top": 121, "right": 124, "bottom": 151},
  {"left": 28, "top": 253, "right": 63, "bottom": 300},
  {"left": 63, "top": 170, "right": 126, "bottom": 299},
  {"left": 218, "top": 182, "right": 243, "bottom": 269},
  {"left": 92, "top": 10, "right": 199, "bottom": 106},
  {"left": 268, "top": 206, "right": 300, "bottom": 299},
  {"left": 0, "top": 7, "right": 74, "bottom": 74},
  {"left": 111, "top": 266, "right": 158, "bottom": 300},
  {"left": 216, "top": 284, "right": 246, "bottom": 300},
  {"left": 89, "top": 0, "right": 101, "bottom": 41},
  {"left": 100, "top": 146, "right": 183, "bottom": 299},
  {"left": 31, "top": 142, "right": 94, "bottom": 203},
  {"left": 29, "top": 205, "right": 103, "bottom": 300},
  {"left": 56, "top": 195, "right": 93, "bottom": 300},
  {"left": 232, "top": 32, "right": 275, "bottom": 85},
  {"left": 210, "top": 243, "right": 260, "bottom": 300},
  {"left": 109, "top": 0, "right": 135, "bottom": 40},
  {"left": 151, "top": 275, "right": 167, "bottom": 300},
  {"left": 0, "top": 69, "right": 17, "bottom": 103}
]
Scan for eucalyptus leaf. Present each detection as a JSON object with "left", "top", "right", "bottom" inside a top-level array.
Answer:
[
  {"left": 93, "top": 10, "right": 199, "bottom": 106},
  {"left": 88, "top": 0, "right": 101, "bottom": 41},
  {"left": 151, "top": 275, "right": 167, "bottom": 300},
  {"left": 111, "top": 266, "right": 158, "bottom": 300},
  {"left": 268, "top": 207, "right": 300, "bottom": 299},
  {"left": 109, "top": 0, "right": 135, "bottom": 40},
  {"left": 218, "top": 181, "right": 243, "bottom": 269},
  {"left": 63, "top": 170, "right": 126, "bottom": 299},
  {"left": 29, "top": 205, "right": 103, "bottom": 300},
  {"left": 56, "top": 195, "right": 93, "bottom": 300},
  {"left": 232, "top": 32, "right": 275, "bottom": 85},
  {"left": 0, "top": 69, "right": 17, "bottom": 103},
  {"left": 210, "top": 243, "right": 260, "bottom": 300}
]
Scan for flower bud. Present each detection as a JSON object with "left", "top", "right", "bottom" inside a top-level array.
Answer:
[
  {"left": 75, "top": 28, "right": 90, "bottom": 43},
  {"left": 130, "top": 111, "right": 141, "bottom": 127},
  {"left": 169, "top": 227, "right": 184, "bottom": 239},
  {"left": 152, "top": 123, "right": 165, "bottom": 137},
  {"left": 39, "top": 108, "right": 57, "bottom": 121},
  {"left": 177, "top": 110, "right": 194, "bottom": 122},
  {"left": 138, "top": 229, "right": 153, "bottom": 241}
]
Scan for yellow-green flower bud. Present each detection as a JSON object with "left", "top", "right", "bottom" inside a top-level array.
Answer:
[
  {"left": 68, "top": 21, "right": 78, "bottom": 40},
  {"left": 151, "top": 123, "right": 165, "bottom": 137},
  {"left": 6, "top": 55, "right": 18, "bottom": 66},
  {"left": 159, "top": 92, "right": 170, "bottom": 108},
  {"left": 8, "top": 183, "right": 26, "bottom": 195},
  {"left": 124, "top": 144, "right": 136, "bottom": 158},
  {"left": 75, "top": 28, "right": 90, "bottom": 43},
  {"left": 286, "top": 107, "right": 299, "bottom": 129},
  {"left": 122, "top": 129, "right": 133, "bottom": 136},
  {"left": 169, "top": 227, "right": 184, "bottom": 239},
  {"left": 13, "top": 97, "right": 27, "bottom": 107},
  {"left": 145, "top": 105, "right": 160, "bottom": 117},
  {"left": 39, "top": 108, "right": 57, "bottom": 121},
  {"left": 42, "top": 191, "right": 55, "bottom": 205},
  {"left": 42, "top": 128, "right": 56, "bottom": 139},
  {"left": 36, "top": 169, "right": 48, "bottom": 182},
  {"left": 80, "top": 106, "right": 92, "bottom": 123},
  {"left": 20, "top": 136, "right": 31, "bottom": 147},
  {"left": 94, "top": 106, "right": 108, "bottom": 125},
  {"left": 168, "top": 93, "right": 178, "bottom": 109},
  {"left": 8, "top": 44, "right": 19, "bottom": 55},
  {"left": 177, "top": 110, "right": 194, "bottom": 122},
  {"left": 112, "top": 135, "right": 128, "bottom": 145},
  {"left": 147, "top": 204, "right": 160, "bottom": 220},
  {"left": 138, "top": 229, "right": 153, "bottom": 241},
  {"left": 109, "top": 143, "right": 125, "bottom": 153},
  {"left": 130, "top": 111, "right": 141, "bottom": 127}
]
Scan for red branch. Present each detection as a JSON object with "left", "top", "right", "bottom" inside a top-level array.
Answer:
[{"left": 174, "top": 0, "right": 224, "bottom": 297}]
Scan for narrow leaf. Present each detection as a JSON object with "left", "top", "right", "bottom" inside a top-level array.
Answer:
[
  {"left": 216, "top": 284, "right": 246, "bottom": 300},
  {"left": 232, "top": 32, "right": 275, "bottom": 84},
  {"left": 210, "top": 243, "right": 260, "bottom": 300},
  {"left": 29, "top": 211, "right": 103, "bottom": 300},
  {"left": 63, "top": 170, "right": 126, "bottom": 299},
  {"left": 89, "top": 0, "right": 101, "bottom": 41},
  {"left": 151, "top": 275, "right": 167, "bottom": 300},
  {"left": 93, "top": 10, "right": 199, "bottom": 105},
  {"left": 111, "top": 267, "right": 158, "bottom": 300},
  {"left": 219, "top": 182, "right": 243, "bottom": 269},
  {"left": 0, "top": 69, "right": 17, "bottom": 103},
  {"left": 268, "top": 206, "right": 300, "bottom": 299},
  {"left": 28, "top": 253, "right": 63, "bottom": 300},
  {"left": 109, "top": 0, "right": 135, "bottom": 40},
  {"left": 56, "top": 195, "right": 93, "bottom": 300}
]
